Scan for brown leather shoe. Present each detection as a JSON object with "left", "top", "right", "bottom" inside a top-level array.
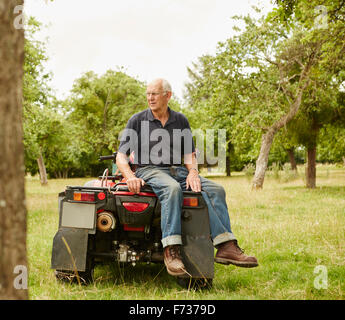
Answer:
[
  {"left": 163, "top": 245, "right": 187, "bottom": 276},
  {"left": 215, "top": 240, "right": 258, "bottom": 268}
]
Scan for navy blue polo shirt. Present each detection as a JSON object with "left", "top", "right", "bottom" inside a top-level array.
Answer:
[{"left": 118, "top": 107, "right": 195, "bottom": 166}]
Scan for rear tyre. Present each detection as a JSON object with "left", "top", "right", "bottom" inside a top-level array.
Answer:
[{"left": 55, "top": 256, "right": 94, "bottom": 285}]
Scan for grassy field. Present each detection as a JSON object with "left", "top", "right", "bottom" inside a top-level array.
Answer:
[{"left": 26, "top": 165, "right": 345, "bottom": 300}]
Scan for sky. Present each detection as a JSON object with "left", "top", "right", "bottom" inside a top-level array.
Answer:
[{"left": 24, "top": 0, "right": 274, "bottom": 102}]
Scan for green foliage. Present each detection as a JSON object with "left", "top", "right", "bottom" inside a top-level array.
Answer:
[
  {"left": 68, "top": 69, "right": 147, "bottom": 151},
  {"left": 23, "top": 18, "right": 153, "bottom": 178},
  {"left": 273, "top": 0, "right": 345, "bottom": 156},
  {"left": 318, "top": 125, "right": 345, "bottom": 163},
  {"left": 63, "top": 70, "right": 148, "bottom": 177},
  {"left": 184, "top": 0, "right": 345, "bottom": 178},
  {"left": 23, "top": 17, "right": 53, "bottom": 175}
]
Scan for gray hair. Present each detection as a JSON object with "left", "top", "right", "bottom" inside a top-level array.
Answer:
[
  {"left": 161, "top": 79, "right": 172, "bottom": 93},
  {"left": 149, "top": 78, "right": 172, "bottom": 94}
]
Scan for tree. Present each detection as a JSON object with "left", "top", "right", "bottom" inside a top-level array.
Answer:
[
  {"left": 185, "top": 2, "right": 345, "bottom": 189},
  {"left": 23, "top": 17, "right": 52, "bottom": 185},
  {"left": 283, "top": 82, "right": 343, "bottom": 188},
  {"left": 273, "top": 0, "right": 345, "bottom": 188},
  {"left": 185, "top": 12, "right": 321, "bottom": 184},
  {"left": 0, "top": 0, "right": 28, "bottom": 299},
  {"left": 63, "top": 70, "right": 149, "bottom": 176}
]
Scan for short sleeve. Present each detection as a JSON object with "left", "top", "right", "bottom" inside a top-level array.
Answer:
[{"left": 118, "top": 116, "right": 139, "bottom": 156}]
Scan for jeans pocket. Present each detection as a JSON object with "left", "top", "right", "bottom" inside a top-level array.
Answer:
[{"left": 135, "top": 166, "right": 148, "bottom": 178}]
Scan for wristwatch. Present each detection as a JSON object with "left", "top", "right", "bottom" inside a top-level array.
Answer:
[{"left": 189, "top": 167, "right": 199, "bottom": 174}]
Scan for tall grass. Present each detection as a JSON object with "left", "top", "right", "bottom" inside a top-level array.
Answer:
[{"left": 26, "top": 165, "right": 345, "bottom": 300}]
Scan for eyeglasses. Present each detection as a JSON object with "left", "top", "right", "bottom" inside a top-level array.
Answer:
[{"left": 146, "top": 91, "right": 166, "bottom": 97}]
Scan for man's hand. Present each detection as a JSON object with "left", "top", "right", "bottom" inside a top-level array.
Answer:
[
  {"left": 116, "top": 152, "right": 145, "bottom": 194},
  {"left": 127, "top": 176, "right": 145, "bottom": 194},
  {"left": 186, "top": 170, "right": 201, "bottom": 192}
]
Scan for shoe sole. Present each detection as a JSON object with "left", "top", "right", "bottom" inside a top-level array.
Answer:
[
  {"left": 215, "top": 257, "right": 258, "bottom": 268},
  {"left": 164, "top": 260, "right": 188, "bottom": 276},
  {"left": 166, "top": 268, "right": 188, "bottom": 277}
]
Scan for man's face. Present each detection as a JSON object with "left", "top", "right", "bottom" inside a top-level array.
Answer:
[{"left": 146, "top": 81, "right": 171, "bottom": 113}]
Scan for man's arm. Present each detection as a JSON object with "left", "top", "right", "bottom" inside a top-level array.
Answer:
[
  {"left": 116, "top": 152, "right": 145, "bottom": 194},
  {"left": 184, "top": 152, "right": 201, "bottom": 192}
]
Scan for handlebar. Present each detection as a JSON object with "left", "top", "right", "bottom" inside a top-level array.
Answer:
[{"left": 99, "top": 152, "right": 117, "bottom": 162}]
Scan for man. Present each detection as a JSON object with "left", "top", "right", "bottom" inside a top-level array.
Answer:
[{"left": 116, "top": 78, "right": 258, "bottom": 277}]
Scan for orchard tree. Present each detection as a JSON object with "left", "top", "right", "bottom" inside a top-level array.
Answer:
[
  {"left": 273, "top": 0, "right": 345, "bottom": 188},
  {"left": 185, "top": 12, "right": 321, "bottom": 185},
  {"left": 185, "top": 2, "right": 345, "bottom": 189},
  {"left": 64, "top": 70, "right": 147, "bottom": 175},
  {"left": 23, "top": 17, "right": 52, "bottom": 185},
  {"left": 284, "top": 80, "right": 345, "bottom": 188}
]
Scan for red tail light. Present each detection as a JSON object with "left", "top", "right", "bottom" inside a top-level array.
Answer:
[
  {"left": 73, "top": 192, "right": 95, "bottom": 202},
  {"left": 122, "top": 202, "right": 149, "bottom": 212},
  {"left": 183, "top": 197, "right": 198, "bottom": 207},
  {"left": 97, "top": 192, "right": 106, "bottom": 200}
]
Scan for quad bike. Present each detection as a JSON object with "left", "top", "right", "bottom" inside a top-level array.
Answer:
[{"left": 51, "top": 153, "right": 214, "bottom": 289}]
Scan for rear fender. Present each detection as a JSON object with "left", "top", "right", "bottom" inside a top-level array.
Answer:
[
  {"left": 180, "top": 192, "right": 214, "bottom": 279},
  {"left": 52, "top": 193, "right": 103, "bottom": 271},
  {"left": 51, "top": 227, "right": 89, "bottom": 272}
]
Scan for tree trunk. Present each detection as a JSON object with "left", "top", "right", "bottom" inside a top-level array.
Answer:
[
  {"left": 0, "top": 0, "right": 28, "bottom": 300},
  {"left": 226, "top": 154, "right": 231, "bottom": 176},
  {"left": 306, "top": 147, "right": 316, "bottom": 188},
  {"left": 63, "top": 169, "right": 69, "bottom": 179},
  {"left": 252, "top": 130, "right": 276, "bottom": 189},
  {"left": 287, "top": 148, "right": 297, "bottom": 171},
  {"left": 37, "top": 151, "right": 48, "bottom": 185}
]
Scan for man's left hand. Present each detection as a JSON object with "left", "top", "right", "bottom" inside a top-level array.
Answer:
[{"left": 186, "top": 170, "right": 201, "bottom": 192}]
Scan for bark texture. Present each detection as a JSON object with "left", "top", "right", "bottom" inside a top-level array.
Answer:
[
  {"left": 37, "top": 151, "right": 48, "bottom": 185},
  {"left": 0, "top": 0, "right": 28, "bottom": 300},
  {"left": 306, "top": 147, "right": 316, "bottom": 189},
  {"left": 287, "top": 148, "right": 297, "bottom": 171}
]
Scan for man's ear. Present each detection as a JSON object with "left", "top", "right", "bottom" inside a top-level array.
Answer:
[{"left": 166, "top": 91, "right": 172, "bottom": 100}]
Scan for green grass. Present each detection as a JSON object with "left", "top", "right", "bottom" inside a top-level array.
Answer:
[{"left": 26, "top": 165, "right": 345, "bottom": 300}]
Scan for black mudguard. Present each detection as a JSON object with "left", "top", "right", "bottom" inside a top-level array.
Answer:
[
  {"left": 51, "top": 228, "right": 89, "bottom": 272},
  {"left": 180, "top": 192, "right": 214, "bottom": 279}
]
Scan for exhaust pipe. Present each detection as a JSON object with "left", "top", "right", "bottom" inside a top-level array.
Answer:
[{"left": 97, "top": 211, "right": 116, "bottom": 232}]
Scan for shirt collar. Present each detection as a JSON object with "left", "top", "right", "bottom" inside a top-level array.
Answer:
[{"left": 146, "top": 107, "right": 177, "bottom": 125}]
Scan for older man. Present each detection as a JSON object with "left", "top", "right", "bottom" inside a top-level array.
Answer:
[{"left": 116, "top": 78, "right": 258, "bottom": 276}]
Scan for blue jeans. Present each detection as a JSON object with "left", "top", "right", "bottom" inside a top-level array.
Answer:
[{"left": 135, "top": 165, "right": 236, "bottom": 248}]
